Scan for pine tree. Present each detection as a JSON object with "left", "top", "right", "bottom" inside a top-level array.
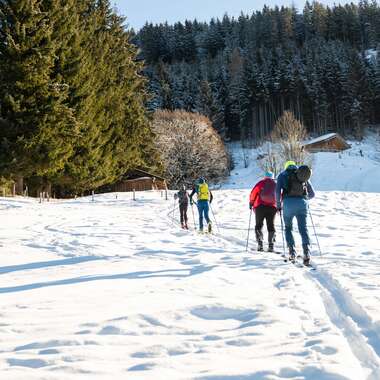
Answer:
[
  {"left": 0, "top": 0, "right": 77, "bottom": 187},
  {"left": 58, "top": 0, "right": 159, "bottom": 194}
]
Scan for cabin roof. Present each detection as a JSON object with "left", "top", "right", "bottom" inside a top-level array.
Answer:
[
  {"left": 303, "top": 133, "right": 339, "bottom": 146},
  {"left": 302, "top": 133, "right": 351, "bottom": 150},
  {"left": 123, "top": 169, "right": 166, "bottom": 181}
]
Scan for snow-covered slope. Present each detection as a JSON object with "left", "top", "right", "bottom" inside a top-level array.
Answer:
[
  {"left": 225, "top": 133, "right": 380, "bottom": 192},
  {"left": 1, "top": 187, "right": 380, "bottom": 379}
]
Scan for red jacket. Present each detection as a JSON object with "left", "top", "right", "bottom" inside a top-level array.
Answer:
[{"left": 249, "top": 178, "right": 277, "bottom": 209}]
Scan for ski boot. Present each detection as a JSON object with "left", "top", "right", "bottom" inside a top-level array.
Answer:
[
  {"left": 303, "top": 245, "right": 311, "bottom": 266},
  {"left": 184, "top": 223, "right": 189, "bottom": 230},
  {"left": 288, "top": 246, "right": 296, "bottom": 262},
  {"left": 257, "top": 241, "right": 264, "bottom": 252},
  {"left": 207, "top": 222, "right": 212, "bottom": 233},
  {"left": 268, "top": 231, "right": 275, "bottom": 252}
]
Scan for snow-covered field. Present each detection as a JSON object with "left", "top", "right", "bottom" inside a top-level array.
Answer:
[{"left": 1, "top": 135, "right": 380, "bottom": 379}]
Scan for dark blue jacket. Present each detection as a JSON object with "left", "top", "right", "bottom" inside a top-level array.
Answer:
[{"left": 276, "top": 165, "right": 315, "bottom": 209}]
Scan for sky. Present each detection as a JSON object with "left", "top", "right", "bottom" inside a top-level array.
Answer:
[{"left": 112, "top": 0, "right": 353, "bottom": 30}]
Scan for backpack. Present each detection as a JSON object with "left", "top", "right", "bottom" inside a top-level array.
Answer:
[
  {"left": 259, "top": 179, "right": 276, "bottom": 204},
  {"left": 285, "top": 165, "right": 312, "bottom": 197},
  {"left": 198, "top": 183, "right": 209, "bottom": 201},
  {"left": 177, "top": 189, "right": 188, "bottom": 205}
]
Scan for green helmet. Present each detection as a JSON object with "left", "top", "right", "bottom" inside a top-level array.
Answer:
[{"left": 284, "top": 160, "right": 296, "bottom": 170}]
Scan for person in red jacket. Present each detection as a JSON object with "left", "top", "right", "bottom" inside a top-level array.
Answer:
[{"left": 249, "top": 171, "right": 277, "bottom": 252}]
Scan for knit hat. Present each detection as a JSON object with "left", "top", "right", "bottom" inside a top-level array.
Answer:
[{"left": 264, "top": 171, "right": 274, "bottom": 179}]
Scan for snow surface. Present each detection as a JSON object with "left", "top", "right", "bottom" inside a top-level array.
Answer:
[
  {"left": 365, "top": 49, "right": 378, "bottom": 63},
  {"left": 1, "top": 135, "right": 380, "bottom": 379}
]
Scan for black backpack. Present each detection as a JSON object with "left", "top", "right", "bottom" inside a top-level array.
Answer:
[
  {"left": 177, "top": 189, "right": 188, "bottom": 205},
  {"left": 285, "top": 165, "right": 312, "bottom": 197}
]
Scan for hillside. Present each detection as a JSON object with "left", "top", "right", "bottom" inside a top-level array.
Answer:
[{"left": 225, "top": 132, "right": 380, "bottom": 193}]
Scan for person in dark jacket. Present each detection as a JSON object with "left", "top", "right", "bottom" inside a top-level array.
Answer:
[
  {"left": 276, "top": 161, "right": 315, "bottom": 264},
  {"left": 174, "top": 185, "right": 189, "bottom": 229},
  {"left": 249, "top": 171, "right": 277, "bottom": 252}
]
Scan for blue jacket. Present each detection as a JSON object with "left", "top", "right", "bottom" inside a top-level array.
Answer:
[{"left": 276, "top": 165, "right": 315, "bottom": 209}]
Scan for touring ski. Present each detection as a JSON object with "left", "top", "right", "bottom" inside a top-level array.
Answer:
[{"left": 284, "top": 256, "right": 316, "bottom": 270}]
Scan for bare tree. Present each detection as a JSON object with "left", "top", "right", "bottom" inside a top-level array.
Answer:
[
  {"left": 257, "top": 143, "right": 282, "bottom": 177},
  {"left": 153, "top": 110, "right": 230, "bottom": 188},
  {"left": 259, "top": 111, "right": 312, "bottom": 174}
]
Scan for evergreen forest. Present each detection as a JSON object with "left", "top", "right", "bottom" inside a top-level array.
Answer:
[{"left": 136, "top": 0, "right": 380, "bottom": 142}]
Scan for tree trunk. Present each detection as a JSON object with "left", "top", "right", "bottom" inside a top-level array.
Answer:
[{"left": 15, "top": 176, "right": 24, "bottom": 195}]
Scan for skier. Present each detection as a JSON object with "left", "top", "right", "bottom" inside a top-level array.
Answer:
[
  {"left": 189, "top": 177, "right": 213, "bottom": 233},
  {"left": 249, "top": 171, "right": 277, "bottom": 252},
  {"left": 276, "top": 161, "right": 315, "bottom": 265},
  {"left": 174, "top": 185, "right": 189, "bottom": 229}
]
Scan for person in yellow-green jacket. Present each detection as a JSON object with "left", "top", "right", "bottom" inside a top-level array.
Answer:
[{"left": 189, "top": 177, "right": 213, "bottom": 233}]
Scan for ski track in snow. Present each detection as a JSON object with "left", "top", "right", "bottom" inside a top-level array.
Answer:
[{"left": 0, "top": 188, "right": 380, "bottom": 379}]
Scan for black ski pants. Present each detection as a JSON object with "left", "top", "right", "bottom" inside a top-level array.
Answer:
[
  {"left": 179, "top": 203, "right": 188, "bottom": 225},
  {"left": 255, "top": 205, "right": 276, "bottom": 243}
]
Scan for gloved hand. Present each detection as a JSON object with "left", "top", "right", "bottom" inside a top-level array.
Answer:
[
  {"left": 249, "top": 203, "right": 253, "bottom": 210},
  {"left": 277, "top": 205, "right": 282, "bottom": 212},
  {"left": 190, "top": 199, "right": 193, "bottom": 206}
]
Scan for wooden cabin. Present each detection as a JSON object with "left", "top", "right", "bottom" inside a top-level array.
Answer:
[
  {"left": 110, "top": 169, "right": 167, "bottom": 192},
  {"left": 302, "top": 133, "right": 351, "bottom": 153}
]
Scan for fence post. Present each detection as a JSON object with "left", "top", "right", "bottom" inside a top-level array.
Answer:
[
  {"left": 165, "top": 188, "right": 168, "bottom": 201},
  {"left": 47, "top": 192, "right": 50, "bottom": 202},
  {"left": 12, "top": 183, "right": 16, "bottom": 197},
  {"left": 39, "top": 192, "right": 42, "bottom": 203},
  {"left": 92, "top": 190, "right": 95, "bottom": 202},
  {"left": 133, "top": 189, "right": 136, "bottom": 201}
]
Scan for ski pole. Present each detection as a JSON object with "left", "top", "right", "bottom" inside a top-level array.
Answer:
[
  {"left": 279, "top": 210, "right": 286, "bottom": 257},
  {"left": 245, "top": 208, "right": 253, "bottom": 252},
  {"left": 308, "top": 205, "right": 322, "bottom": 256},
  {"left": 209, "top": 204, "right": 220, "bottom": 234},
  {"left": 191, "top": 203, "right": 197, "bottom": 230},
  {"left": 171, "top": 193, "right": 177, "bottom": 223}
]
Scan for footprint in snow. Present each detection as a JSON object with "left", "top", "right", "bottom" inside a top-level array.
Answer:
[
  {"left": 226, "top": 339, "right": 253, "bottom": 347},
  {"left": 39, "top": 349, "right": 60, "bottom": 355},
  {"left": 98, "top": 325, "right": 125, "bottom": 335},
  {"left": 131, "top": 346, "right": 165, "bottom": 358},
  {"left": 128, "top": 362, "right": 156, "bottom": 371},
  {"left": 203, "top": 335, "right": 222, "bottom": 341},
  {"left": 312, "top": 345, "right": 338, "bottom": 355},
  {"left": 361, "top": 250, "right": 375, "bottom": 256},
  {"left": 7, "top": 358, "right": 50, "bottom": 368},
  {"left": 191, "top": 305, "right": 258, "bottom": 322}
]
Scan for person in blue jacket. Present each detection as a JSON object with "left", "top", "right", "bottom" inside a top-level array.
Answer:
[{"left": 276, "top": 161, "right": 315, "bottom": 264}]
